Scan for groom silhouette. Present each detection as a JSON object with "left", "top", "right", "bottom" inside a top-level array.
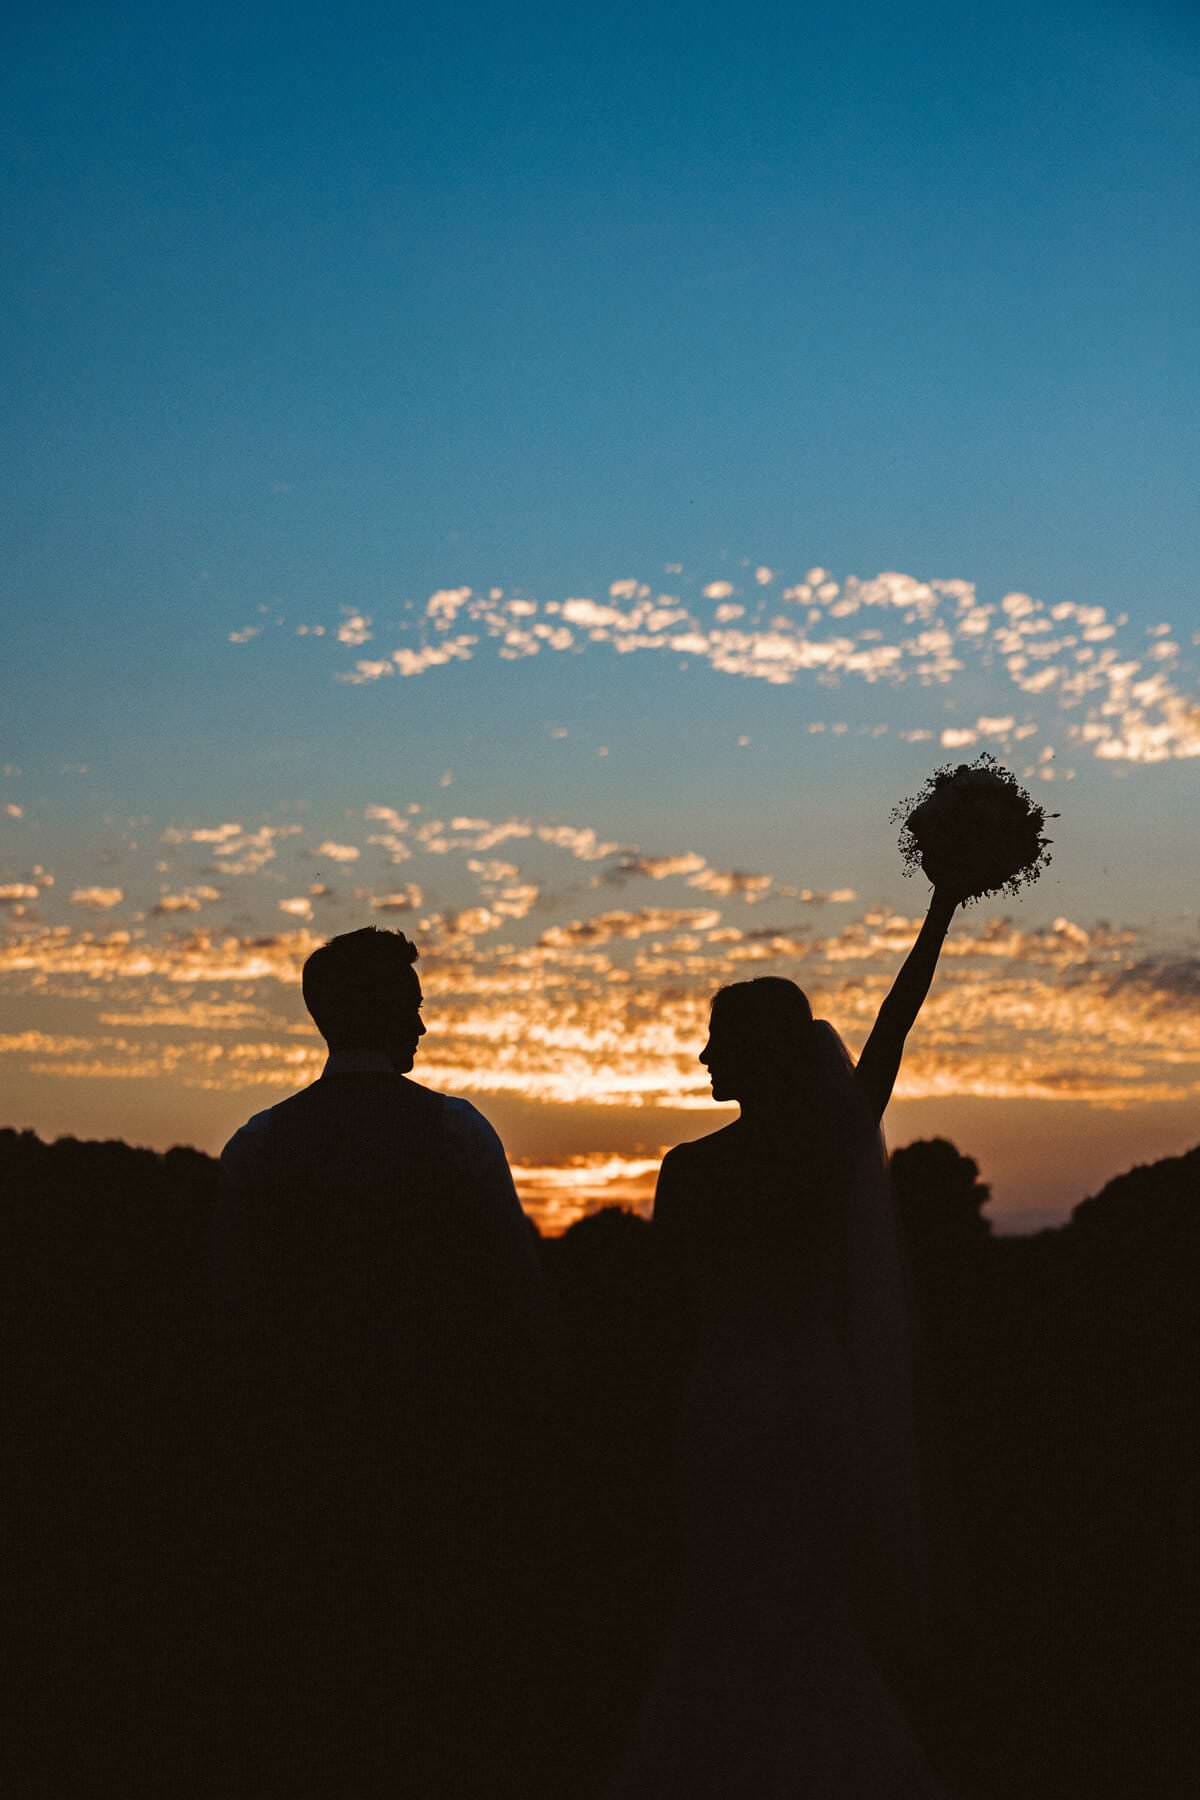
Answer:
[{"left": 209, "top": 927, "right": 549, "bottom": 1798}]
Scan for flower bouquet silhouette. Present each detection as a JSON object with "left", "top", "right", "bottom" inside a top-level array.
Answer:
[{"left": 892, "top": 753, "right": 1056, "bottom": 904}]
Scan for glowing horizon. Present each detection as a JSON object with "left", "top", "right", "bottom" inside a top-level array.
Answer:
[{"left": 3, "top": 619, "right": 1197, "bottom": 1234}]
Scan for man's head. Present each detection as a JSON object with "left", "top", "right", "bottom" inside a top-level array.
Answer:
[{"left": 301, "top": 927, "right": 425, "bottom": 1070}]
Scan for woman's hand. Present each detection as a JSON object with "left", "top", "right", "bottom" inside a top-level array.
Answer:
[{"left": 929, "top": 884, "right": 964, "bottom": 919}]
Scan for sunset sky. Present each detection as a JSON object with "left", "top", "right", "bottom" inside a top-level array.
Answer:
[{"left": 4, "top": 2, "right": 1198, "bottom": 1230}]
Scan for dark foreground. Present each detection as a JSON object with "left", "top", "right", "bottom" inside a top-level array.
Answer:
[{"left": 5, "top": 1127, "right": 1196, "bottom": 1797}]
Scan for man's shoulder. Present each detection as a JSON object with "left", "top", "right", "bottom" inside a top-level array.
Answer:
[
  {"left": 219, "top": 1076, "right": 436, "bottom": 1180},
  {"left": 439, "top": 1091, "right": 494, "bottom": 1130},
  {"left": 438, "top": 1094, "right": 509, "bottom": 1165},
  {"left": 217, "top": 1078, "right": 514, "bottom": 1212},
  {"left": 219, "top": 1086, "right": 315, "bottom": 1177}
]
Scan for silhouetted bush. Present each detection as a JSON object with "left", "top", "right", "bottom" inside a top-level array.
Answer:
[{"left": 892, "top": 1135, "right": 993, "bottom": 1247}]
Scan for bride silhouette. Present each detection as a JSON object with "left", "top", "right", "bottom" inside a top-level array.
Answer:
[{"left": 613, "top": 888, "right": 961, "bottom": 1798}]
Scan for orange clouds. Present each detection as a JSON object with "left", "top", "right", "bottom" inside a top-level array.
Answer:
[
  {"left": 3, "top": 903, "right": 1196, "bottom": 1116},
  {"left": 152, "top": 887, "right": 222, "bottom": 915},
  {"left": 3, "top": 768, "right": 1196, "bottom": 1165},
  {"left": 538, "top": 907, "right": 722, "bottom": 948},
  {"left": 511, "top": 1151, "right": 663, "bottom": 1233},
  {"left": 162, "top": 822, "right": 302, "bottom": 875},
  {"left": 370, "top": 886, "right": 423, "bottom": 913},
  {"left": 686, "top": 867, "right": 773, "bottom": 902},
  {"left": 70, "top": 887, "right": 124, "bottom": 909}
]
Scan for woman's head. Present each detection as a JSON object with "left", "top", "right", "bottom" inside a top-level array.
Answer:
[{"left": 700, "top": 977, "right": 815, "bottom": 1105}]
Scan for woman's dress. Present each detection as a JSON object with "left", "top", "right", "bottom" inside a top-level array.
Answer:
[{"left": 611, "top": 1092, "right": 950, "bottom": 1798}]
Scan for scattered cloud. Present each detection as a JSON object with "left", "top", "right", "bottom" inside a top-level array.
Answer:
[
  {"left": 71, "top": 886, "right": 124, "bottom": 909},
  {"left": 607, "top": 852, "right": 707, "bottom": 883},
  {"left": 339, "top": 636, "right": 478, "bottom": 682},
  {"left": 1104, "top": 954, "right": 1200, "bottom": 1005},
  {"left": 426, "top": 587, "right": 472, "bottom": 628},
  {"left": 364, "top": 805, "right": 410, "bottom": 833},
  {"left": 539, "top": 907, "right": 723, "bottom": 946},
  {"left": 536, "top": 823, "right": 622, "bottom": 862},
  {"left": 258, "top": 565, "right": 1198, "bottom": 768},
  {"left": 336, "top": 611, "right": 372, "bottom": 646},
  {"left": 2, "top": 901, "right": 1197, "bottom": 1117},
  {"left": 370, "top": 886, "right": 423, "bottom": 912},
  {"left": 162, "top": 821, "right": 301, "bottom": 875},
  {"left": 686, "top": 867, "right": 773, "bottom": 903},
  {"left": 152, "top": 884, "right": 221, "bottom": 916}
]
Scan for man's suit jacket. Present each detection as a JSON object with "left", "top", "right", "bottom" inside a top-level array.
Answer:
[{"left": 207, "top": 1057, "right": 550, "bottom": 1795}]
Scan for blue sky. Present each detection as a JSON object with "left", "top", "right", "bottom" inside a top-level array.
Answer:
[
  {"left": 3, "top": 2, "right": 1198, "bottom": 1226},
  {"left": 9, "top": 1, "right": 1199, "bottom": 616}
]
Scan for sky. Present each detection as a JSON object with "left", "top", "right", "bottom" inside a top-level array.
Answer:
[{"left": 3, "top": 0, "right": 1198, "bottom": 1231}]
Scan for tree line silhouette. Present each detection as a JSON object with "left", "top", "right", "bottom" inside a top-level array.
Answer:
[{"left": 5, "top": 1124, "right": 1196, "bottom": 1797}]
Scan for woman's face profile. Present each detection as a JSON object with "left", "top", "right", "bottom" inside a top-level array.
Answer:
[
  {"left": 701, "top": 984, "right": 813, "bottom": 1107},
  {"left": 700, "top": 1003, "right": 761, "bottom": 1103}
]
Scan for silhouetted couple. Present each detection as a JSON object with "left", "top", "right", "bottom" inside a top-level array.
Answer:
[{"left": 211, "top": 893, "right": 963, "bottom": 1796}]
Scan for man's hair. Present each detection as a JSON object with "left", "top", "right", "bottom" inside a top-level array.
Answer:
[{"left": 302, "top": 927, "right": 419, "bottom": 1045}]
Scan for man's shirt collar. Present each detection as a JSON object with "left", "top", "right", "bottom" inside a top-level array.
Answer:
[{"left": 321, "top": 1050, "right": 398, "bottom": 1077}]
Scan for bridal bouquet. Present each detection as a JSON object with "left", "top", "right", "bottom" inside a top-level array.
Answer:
[{"left": 892, "top": 754, "right": 1056, "bottom": 903}]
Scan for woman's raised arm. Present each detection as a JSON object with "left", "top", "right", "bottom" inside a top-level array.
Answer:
[{"left": 854, "top": 888, "right": 959, "bottom": 1125}]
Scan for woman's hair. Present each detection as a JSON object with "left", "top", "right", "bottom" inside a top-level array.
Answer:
[{"left": 709, "top": 976, "right": 815, "bottom": 1059}]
